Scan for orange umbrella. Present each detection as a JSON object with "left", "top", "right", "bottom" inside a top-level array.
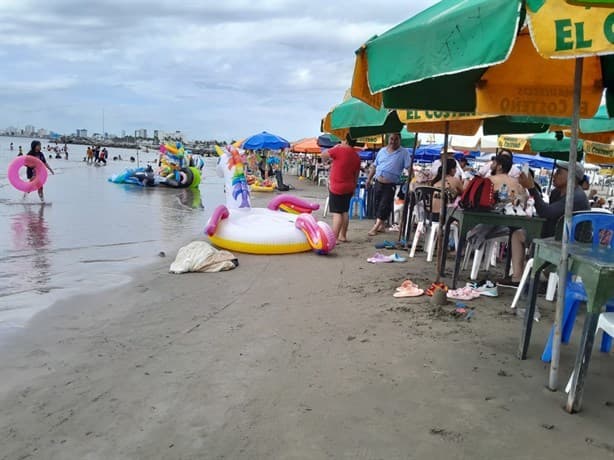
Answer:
[{"left": 291, "top": 137, "right": 321, "bottom": 154}]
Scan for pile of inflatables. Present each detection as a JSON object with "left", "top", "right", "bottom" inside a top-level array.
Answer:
[{"left": 108, "top": 142, "right": 203, "bottom": 188}]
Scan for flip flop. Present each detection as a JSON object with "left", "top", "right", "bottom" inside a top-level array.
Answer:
[
  {"left": 446, "top": 287, "right": 480, "bottom": 301},
  {"left": 393, "top": 286, "right": 424, "bottom": 297},
  {"left": 367, "top": 252, "right": 393, "bottom": 263},
  {"left": 388, "top": 252, "right": 407, "bottom": 263},
  {"left": 396, "top": 280, "right": 419, "bottom": 291},
  {"left": 374, "top": 240, "right": 397, "bottom": 249}
]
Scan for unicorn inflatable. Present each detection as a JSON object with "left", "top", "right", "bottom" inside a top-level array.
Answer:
[{"left": 205, "top": 145, "right": 336, "bottom": 255}]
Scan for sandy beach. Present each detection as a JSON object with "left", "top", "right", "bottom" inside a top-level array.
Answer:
[{"left": 1, "top": 183, "right": 614, "bottom": 460}]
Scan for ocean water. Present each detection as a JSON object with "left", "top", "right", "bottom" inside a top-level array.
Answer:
[{"left": 0, "top": 136, "right": 224, "bottom": 334}]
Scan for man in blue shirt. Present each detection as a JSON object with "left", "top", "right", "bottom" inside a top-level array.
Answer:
[{"left": 366, "top": 132, "right": 411, "bottom": 236}]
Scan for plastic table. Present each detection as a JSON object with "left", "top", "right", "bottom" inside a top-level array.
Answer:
[
  {"left": 442, "top": 208, "right": 546, "bottom": 288},
  {"left": 517, "top": 238, "right": 614, "bottom": 412}
]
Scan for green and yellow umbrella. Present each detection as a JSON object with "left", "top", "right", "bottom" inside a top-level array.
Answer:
[
  {"left": 583, "top": 139, "right": 614, "bottom": 164},
  {"left": 351, "top": 0, "right": 613, "bottom": 118},
  {"left": 349, "top": 0, "right": 614, "bottom": 407},
  {"left": 497, "top": 132, "right": 584, "bottom": 160}
]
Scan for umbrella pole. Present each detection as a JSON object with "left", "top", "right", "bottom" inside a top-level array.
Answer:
[
  {"left": 399, "top": 133, "right": 419, "bottom": 245},
  {"left": 549, "top": 57, "right": 583, "bottom": 392},
  {"left": 435, "top": 122, "right": 450, "bottom": 284}
]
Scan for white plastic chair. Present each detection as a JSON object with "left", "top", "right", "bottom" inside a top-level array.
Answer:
[
  {"left": 565, "top": 312, "right": 614, "bottom": 393},
  {"left": 317, "top": 171, "right": 329, "bottom": 187},
  {"left": 462, "top": 235, "right": 509, "bottom": 281}
]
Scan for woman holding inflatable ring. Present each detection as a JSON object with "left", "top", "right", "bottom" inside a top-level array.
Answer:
[{"left": 24, "top": 140, "right": 54, "bottom": 202}]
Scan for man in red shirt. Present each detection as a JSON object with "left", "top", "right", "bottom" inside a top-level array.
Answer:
[{"left": 320, "top": 135, "right": 361, "bottom": 242}]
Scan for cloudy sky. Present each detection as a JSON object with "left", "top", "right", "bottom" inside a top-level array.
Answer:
[{"left": 0, "top": 0, "right": 439, "bottom": 141}]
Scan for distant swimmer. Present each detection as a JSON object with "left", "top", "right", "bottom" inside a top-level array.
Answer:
[
  {"left": 10, "top": 142, "right": 14, "bottom": 151},
  {"left": 18, "top": 146, "right": 23, "bottom": 156},
  {"left": 24, "top": 140, "right": 55, "bottom": 202}
]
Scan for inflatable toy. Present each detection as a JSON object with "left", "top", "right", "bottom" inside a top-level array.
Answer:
[
  {"left": 109, "top": 166, "right": 156, "bottom": 186},
  {"left": 8, "top": 156, "right": 48, "bottom": 193},
  {"left": 205, "top": 145, "right": 336, "bottom": 255},
  {"left": 250, "top": 179, "right": 276, "bottom": 192},
  {"left": 109, "top": 142, "right": 201, "bottom": 188}
]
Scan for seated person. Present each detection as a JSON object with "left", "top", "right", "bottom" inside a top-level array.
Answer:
[
  {"left": 499, "top": 161, "right": 590, "bottom": 287},
  {"left": 489, "top": 153, "right": 527, "bottom": 205},
  {"left": 430, "top": 158, "right": 464, "bottom": 221}
]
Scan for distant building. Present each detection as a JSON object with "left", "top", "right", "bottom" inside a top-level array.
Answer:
[
  {"left": 135, "top": 129, "right": 147, "bottom": 139},
  {"left": 153, "top": 130, "right": 160, "bottom": 142},
  {"left": 24, "top": 125, "right": 35, "bottom": 135},
  {"left": 76, "top": 129, "right": 88, "bottom": 138},
  {"left": 37, "top": 128, "right": 48, "bottom": 137},
  {"left": 121, "top": 130, "right": 126, "bottom": 138},
  {"left": 159, "top": 130, "right": 185, "bottom": 143}
]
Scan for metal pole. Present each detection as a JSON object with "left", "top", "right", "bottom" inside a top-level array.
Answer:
[
  {"left": 548, "top": 58, "right": 583, "bottom": 390},
  {"left": 399, "top": 133, "right": 420, "bottom": 244},
  {"left": 435, "top": 121, "right": 450, "bottom": 283}
]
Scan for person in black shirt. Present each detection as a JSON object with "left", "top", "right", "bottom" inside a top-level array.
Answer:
[
  {"left": 24, "top": 140, "right": 54, "bottom": 202},
  {"left": 498, "top": 161, "right": 589, "bottom": 288}
]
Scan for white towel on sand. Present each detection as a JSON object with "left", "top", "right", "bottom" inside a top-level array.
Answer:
[{"left": 170, "top": 241, "right": 238, "bottom": 274}]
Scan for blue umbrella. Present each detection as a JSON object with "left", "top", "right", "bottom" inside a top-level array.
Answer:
[
  {"left": 413, "top": 144, "right": 444, "bottom": 162},
  {"left": 511, "top": 153, "right": 555, "bottom": 170},
  {"left": 243, "top": 131, "right": 290, "bottom": 150}
]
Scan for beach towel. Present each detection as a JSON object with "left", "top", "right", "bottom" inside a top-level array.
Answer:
[{"left": 170, "top": 241, "right": 238, "bottom": 274}]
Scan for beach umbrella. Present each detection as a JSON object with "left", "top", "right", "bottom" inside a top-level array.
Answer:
[
  {"left": 501, "top": 105, "right": 614, "bottom": 144},
  {"left": 351, "top": 0, "right": 611, "bottom": 119},
  {"left": 291, "top": 138, "right": 322, "bottom": 154},
  {"left": 316, "top": 133, "right": 341, "bottom": 149},
  {"left": 451, "top": 128, "right": 499, "bottom": 153},
  {"left": 322, "top": 97, "right": 405, "bottom": 138},
  {"left": 511, "top": 153, "right": 556, "bottom": 170},
  {"left": 497, "top": 132, "right": 584, "bottom": 161},
  {"left": 350, "top": 0, "right": 614, "bottom": 404},
  {"left": 583, "top": 140, "right": 614, "bottom": 164},
  {"left": 242, "top": 131, "right": 290, "bottom": 151}
]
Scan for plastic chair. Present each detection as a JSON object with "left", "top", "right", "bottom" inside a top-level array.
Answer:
[
  {"left": 317, "top": 170, "right": 329, "bottom": 187},
  {"left": 541, "top": 212, "right": 614, "bottom": 362},
  {"left": 565, "top": 312, "right": 614, "bottom": 393},
  {"left": 409, "top": 187, "right": 454, "bottom": 261},
  {"left": 349, "top": 179, "right": 367, "bottom": 220}
]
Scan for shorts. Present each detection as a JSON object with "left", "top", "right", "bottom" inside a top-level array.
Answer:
[
  {"left": 26, "top": 167, "right": 35, "bottom": 180},
  {"left": 328, "top": 191, "right": 353, "bottom": 213},
  {"left": 373, "top": 181, "right": 396, "bottom": 220}
]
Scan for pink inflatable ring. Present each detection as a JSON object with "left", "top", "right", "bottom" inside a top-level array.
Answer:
[{"left": 7, "top": 156, "right": 48, "bottom": 193}]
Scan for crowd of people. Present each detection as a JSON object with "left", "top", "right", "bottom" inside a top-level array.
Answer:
[
  {"left": 86, "top": 146, "right": 109, "bottom": 165},
  {"left": 316, "top": 131, "right": 604, "bottom": 290}
]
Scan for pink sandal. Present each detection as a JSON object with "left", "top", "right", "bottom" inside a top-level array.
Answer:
[
  {"left": 393, "top": 285, "right": 424, "bottom": 297},
  {"left": 396, "top": 280, "right": 419, "bottom": 291},
  {"left": 446, "top": 286, "right": 480, "bottom": 301}
]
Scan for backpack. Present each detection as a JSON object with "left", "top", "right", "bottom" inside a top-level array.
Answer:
[{"left": 459, "top": 176, "right": 495, "bottom": 210}]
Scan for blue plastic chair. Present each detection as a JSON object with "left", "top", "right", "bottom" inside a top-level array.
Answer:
[
  {"left": 541, "top": 213, "right": 614, "bottom": 362},
  {"left": 349, "top": 178, "right": 367, "bottom": 220}
]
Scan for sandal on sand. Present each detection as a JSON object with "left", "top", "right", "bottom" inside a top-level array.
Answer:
[
  {"left": 446, "top": 287, "right": 480, "bottom": 301},
  {"left": 396, "top": 280, "right": 419, "bottom": 291},
  {"left": 375, "top": 240, "right": 397, "bottom": 249},
  {"left": 425, "top": 282, "right": 448, "bottom": 296},
  {"left": 367, "top": 252, "right": 392, "bottom": 263},
  {"left": 393, "top": 286, "right": 424, "bottom": 297},
  {"left": 388, "top": 252, "right": 407, "bottom": 263}
]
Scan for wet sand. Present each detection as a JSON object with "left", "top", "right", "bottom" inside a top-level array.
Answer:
[{"left": 1, "top": 183, "right": 614, "bottom": 460}]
